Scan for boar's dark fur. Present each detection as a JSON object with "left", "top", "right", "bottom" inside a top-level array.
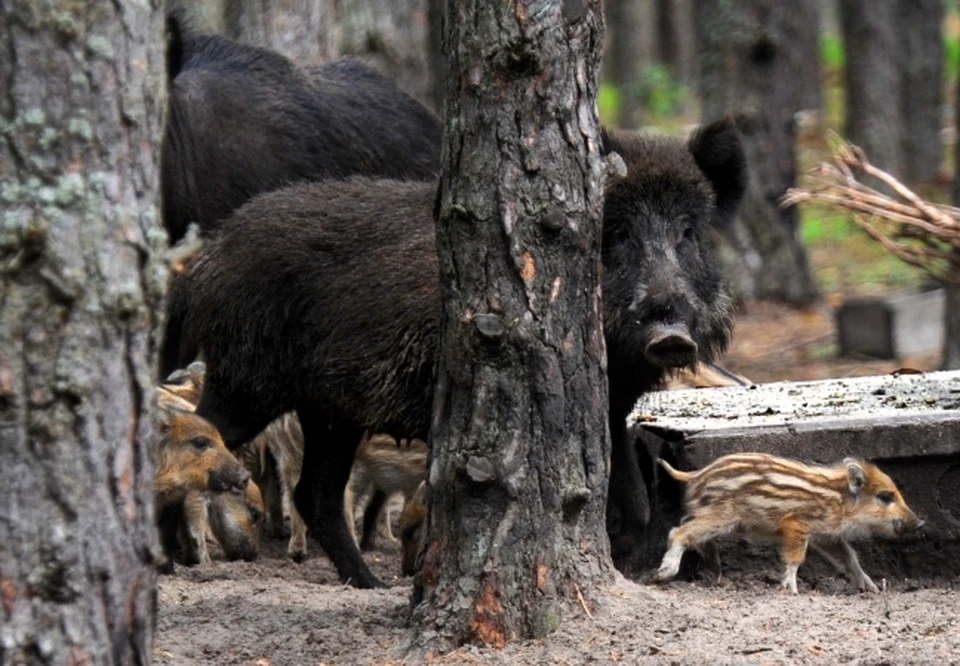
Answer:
[
  {"left": 161, "top": 13, "right": 441, "bottom": 243},
  {"left": 167, "top": 119, "right": 747, "bottom": 587}
]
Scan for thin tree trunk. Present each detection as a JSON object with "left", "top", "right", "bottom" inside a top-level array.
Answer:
[
  {"left": 409, "top": 0, "right": 612, "bottom": 652},
  {"left": 841, "top": 0, "right": 902, "bottom": 176},
  {"left": 795, "top": 0, "right": 822, "bottom": 112},
  {"left": 944, "top": 74, "right": 960, "bottom": 370},
  {"left": 426, "top": 0, "right": 446, "bottom": 113},
  {"left": 656, "top": 0, "right": 698, "bottom": 86},
  {"left": 898, "top": 0, "right": 944, "bottom": 185},
  {"left": 695, "top": 0, "right": 820, "bottom": 304},
  {"left": 605, "top": 0, "right": 651, "bottom": 128},
  {"left": 337, "top": 0, "right": 432, "bottom": 107},
  {"left": 224, "top": 0, "right": 341, "bottom": 64},
  {"left": 0, "top": 0, "right": 167, "bottom": 663}
]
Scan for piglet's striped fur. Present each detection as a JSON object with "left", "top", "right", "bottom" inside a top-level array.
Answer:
[{"left": 654, "top": 453, "right": 923, "bottom": 593}]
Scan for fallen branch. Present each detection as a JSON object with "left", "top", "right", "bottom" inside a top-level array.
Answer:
[{"left": 782, "top": 132, "right": 960, "bottom": 284}]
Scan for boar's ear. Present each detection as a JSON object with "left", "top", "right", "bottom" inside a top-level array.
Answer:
[
  {"left": 688, "top": 117, "right": 748, "bottom": 229},
  {"left": 844, "top": 458, "right": 867, "bottom": 495},
  {"left": 600, "top": 126, "right": 618, "bottom": 156},
  {"left": 165, "top": 1, "right": 196, "bottom": 81}
]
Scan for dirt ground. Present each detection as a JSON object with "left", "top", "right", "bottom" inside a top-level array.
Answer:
[
  {"left": 155, "top": 532, "right": 960, "bottom": 666},
  {"left": 155, "top": 300, "right": 959, "bottom": 666}
]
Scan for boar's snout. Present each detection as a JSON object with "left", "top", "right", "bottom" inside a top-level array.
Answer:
[
  {"left": 644, "top": 323, "right": 699, "bottom": 368},
  {"left": 209, "top": 465, "right": 251, "bottom": 493}
]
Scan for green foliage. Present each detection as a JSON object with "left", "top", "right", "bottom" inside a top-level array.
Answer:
[
  {"left": 945, "top": 34, "right": 960, "bottom": 79},
  {"left": 801, "top": 209, "right": 929, "bottom": 296},
  {"left": 639, "top": 64, "right": 689, "bottom": 119},
  {"left": 597, "top": 83, "right": 621, "bottom": 128},
  {"left": 820, "top": 34, "right": 845, "bottom": 72}
]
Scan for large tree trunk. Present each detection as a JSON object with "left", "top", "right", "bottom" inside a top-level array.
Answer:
[
  {"left": 337, "top": 0, "right": 433, "bottom": 107},
  {"left": 0, "top": 1, "right": 167, "bottom": 663},
  {"left": 224, "top": 0, "right": 341, "bottom": 64},
  {"left": 409, "top": 0, "right": 612, "bottom": 651},
  {"left": 840, "top": 0, "right": 902, "bottom": 176},
  {"left": 604, "top": 0, "right": 652, "bottom": 128},
  {"left": 695, "top": 0, "right": 820, "bottom": 304},
  {"left": 898, "top": 0, "right": 944, "bottom": 185}
]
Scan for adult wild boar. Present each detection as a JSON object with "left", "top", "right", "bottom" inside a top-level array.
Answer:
[
  {"left": 162, "top": 13, "right": 441, "bottom": 243},
  {"left": 166, "top": 119, "right": 747, "bottom": 588}
]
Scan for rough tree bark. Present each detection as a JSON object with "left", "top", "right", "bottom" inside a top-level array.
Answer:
[
  {"left": 0, "top": 0, "right": 168, "bottom": 664},
  {"left": 409, "top": 0, "right": 613, "bottom": 651},
  {"left": 695, "top": 0, "right": 820, "bottom": 304},
  {"left": 840, "top": 0, "right": 902, "bottom": 177},
  {"left": 224, "top": 0, "right": 341, "bottom": 65},
  {"left": 898, "top": 0, "right": 944, "bottom": 184},
  {"left": 604, "top": 0, "right": 652, "bottom": 128}
]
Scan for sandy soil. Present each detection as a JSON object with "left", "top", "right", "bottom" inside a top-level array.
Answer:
[
  {"left": 155, "top": 536, "right": 960, "bottom": 666},
  {"left": 156, "top": 300, "right": 959, "bottom": 665}
]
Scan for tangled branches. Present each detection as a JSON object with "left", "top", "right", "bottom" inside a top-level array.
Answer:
[{"left": 783, "top": 133, "right": 960, "bottom": 284}]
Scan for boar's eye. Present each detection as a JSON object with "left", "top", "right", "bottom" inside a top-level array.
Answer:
[
  {"left": 189, "top": 436, "right": 213, "bottom": 452},
  {"left": 877, "top": 491, "right": 895, "bottom": 505},
  {"left": 675, "top": 216, "right": 695, "bottom": 247},
  {"left": 606, "top": 223, "right": 632, "bottom": 247},
  {"left": 249, "top": 506, "right": 263, "bottom": 523}
]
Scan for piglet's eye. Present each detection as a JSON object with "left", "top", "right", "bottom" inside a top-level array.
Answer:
[
  {"left": 189, "top": 436, "right": 213, "bottom": 452},
  {"left": 877, "top": 491, "right": 895, "bottom": 505}
]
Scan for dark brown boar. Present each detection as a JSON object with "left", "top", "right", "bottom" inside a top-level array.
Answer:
[{"left": 166, "top": 118, "right": 747, "bottom": 588}]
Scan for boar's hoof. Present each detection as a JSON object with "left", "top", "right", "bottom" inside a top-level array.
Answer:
[{"left": 644, "top": 324, "right": 699, "bottom": 368}]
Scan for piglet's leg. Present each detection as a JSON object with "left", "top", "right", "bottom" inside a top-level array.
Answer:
[
  {"left": 181, "top": 491, "right": 212, "bottom": 565},
  {"left": 779, "top": 518, "right": 810, "bottom": 594},
  {"left": 811, "top": 538, "right": 879, "bottom": 593},
  {"left": 655, "top": 519, "right": 729, "bottom": 583},
  {"left": 695, "top": 540, "right": 723, "bottom": 582}
]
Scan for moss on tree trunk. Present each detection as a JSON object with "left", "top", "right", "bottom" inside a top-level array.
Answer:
[{"left": 0, "top": 1, "right": 168, "bottom": 662}]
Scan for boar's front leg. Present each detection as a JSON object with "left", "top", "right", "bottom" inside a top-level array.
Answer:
[
  {"left": 811, "top": 537, "right": 879, "bottom": 593},
  {"left": 294, "top": 411, "right": 384, "bottom": 589},
  {"left": 606, "top": 404, "right": 651, "bottom": 562}
]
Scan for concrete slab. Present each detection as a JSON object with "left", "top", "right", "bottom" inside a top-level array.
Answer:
[{"left": 623, "top": 370, "right": 960, "bottom": 580}]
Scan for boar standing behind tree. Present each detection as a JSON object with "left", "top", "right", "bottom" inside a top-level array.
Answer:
[
  {"left": 165, "top": 118, "right": 747, "bottom": 588},
  {"left": 654, "top": 453, "right": 924, "bottom": 593},
  {"left": 161, "top": 12, "right": 442, "bottom": 244}
]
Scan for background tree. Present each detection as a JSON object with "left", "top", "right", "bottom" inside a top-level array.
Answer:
[
  {"left": 695, "top": 0, "right": 821, "bottom": 304},
  {"left": 897, "top": 0, "right": 944, "bottom": 185},
  {"left": 223, "top": 0, "right": 341, "bottom": 65},
  {"left": 184, "top": 0, "right": 437, "bottom": 109},
  {"left": 409, "top": 0, "right": 613, "bottom": 651},
  {"left": 840, "top": 0, "right": 902, "bottom": 177},
  {"left": 946, "top": 75, "right": 960, "bottom": 370},
  {"left": 604, "top": 0, "right": 651, "bottom": 128},
  {"left": 0, "top": 0, "right": 168, "bottom": 662},
  {"left": 655, "top": 0, "right": 697, "bottom": 86}
]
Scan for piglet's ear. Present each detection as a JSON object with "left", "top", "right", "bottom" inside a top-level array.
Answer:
[
  {"left": 688, "top": 117, "right": 747, "bottom": 229},
  {"left": 844, "top": 458, "right": 867, "bottom": 495}
]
